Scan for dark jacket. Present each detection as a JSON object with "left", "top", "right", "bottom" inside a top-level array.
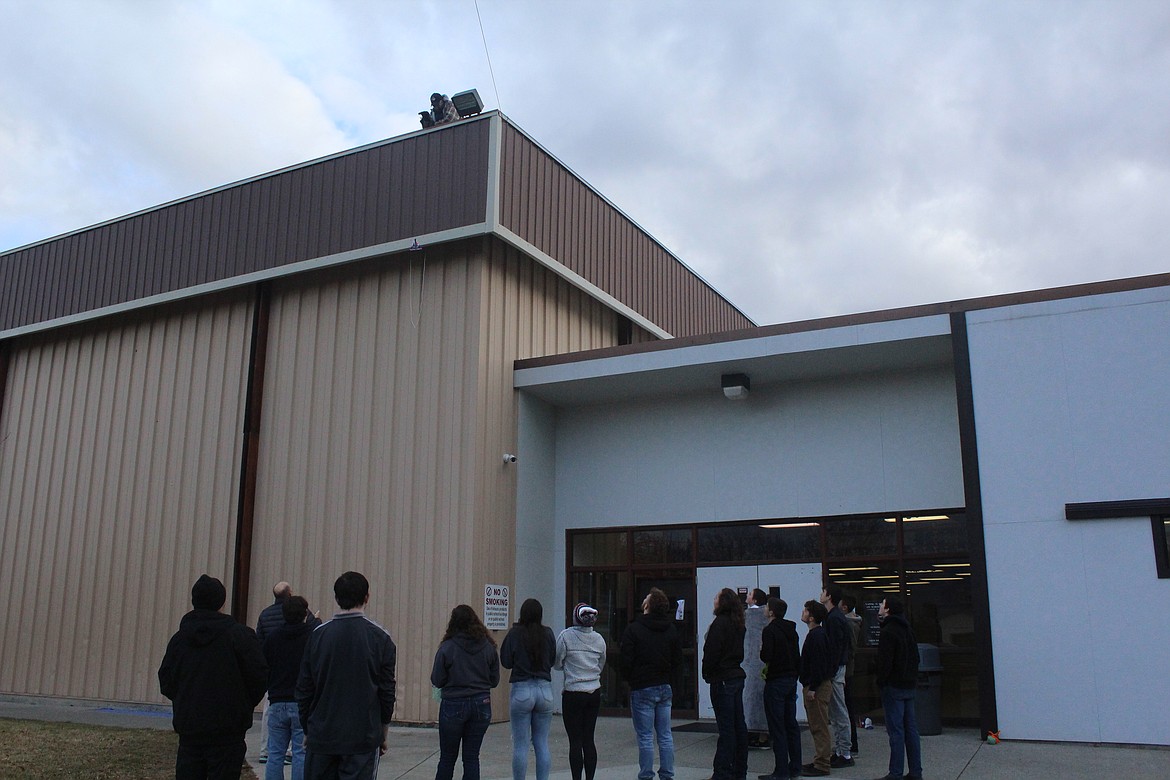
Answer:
[
  {"left": 158, "top": 609, "right": 268, "bottom": 744},
  {"left": 263, "top": 621, "right": 314, "bottom": 702},
  {"left": 702, "top": 612, "right": 746, "bottom": 683},
  {"left": 257, "top": 597, "right": 322, "bottom": 644},
  {"left": 431, "top": 632, "right": 501, "bottom": 698},
  {"left": 619, "top": 612, "right": 683, "bottom": 691},
  {"left": 296, "top": 612, "right": 397, "bottom": 754},
  {"left": 824, "top": 606, "right": 852, "bottom": 667},
  {"left": 876, "top": 614, "right": 919, "bottom": 690},
  {"left": 844, "top": 613, "right": 863, "bottom": 677},
  {"left": 798, "top": 624, "right": 836, "bottom": 691},
  {"left": 499, "top": 625, "right": 555, "bottom": 682},
  {"left": 760, "top": 618, "right": 800, "bottom": 679}
]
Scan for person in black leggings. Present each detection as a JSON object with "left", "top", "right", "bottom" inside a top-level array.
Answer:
[{"left": 554, "top": 603, "right": 607, "bottom": 780}]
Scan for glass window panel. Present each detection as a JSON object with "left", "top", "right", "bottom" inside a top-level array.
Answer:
[
  {"left": 904, "top": 558, "right": 974, "bottom": 647},
  {"left": 633, "top": 529, "right": 693, "bottom": 565},
  {"left": 824, "top": 517, "right": 897, "bottom": 558},
  {"left": 571, "top": 531, "right": 627, "bottom": 567},
  {"left": 697, "top": 522, "right": 820, "bottom": 563},
  {"left": 826, "top": 561, "right": 901, "bottom": 649},
  {"left": 902, "top": 512, "right": 968, "bottom": 555}
]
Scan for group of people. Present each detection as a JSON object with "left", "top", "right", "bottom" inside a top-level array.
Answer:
[
  {"left": 699, "top": 586, "right": 923, "bottom": 780},
  {"left": 158, "top": 572, "right": 921, "bottom": 780}
]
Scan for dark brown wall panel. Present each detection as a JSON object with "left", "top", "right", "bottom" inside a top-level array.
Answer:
[
  {"left": 1, "top": 120, "right": 491, "bottom": 333},
  {"left": 497, "top": 124, "right": 751, "bottom": 338}
]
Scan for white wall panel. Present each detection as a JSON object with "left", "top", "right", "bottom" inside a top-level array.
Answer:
[{"left": 968, "top": 287, "right": 1170, "bottom": 745}]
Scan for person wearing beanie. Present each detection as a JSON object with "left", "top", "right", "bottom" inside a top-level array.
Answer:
[
  {"left": 159, "top": 574, "right": 268, "bottom": 779},
  {"left": 554, "top": 603, "right": 607, "bottom": 780}
]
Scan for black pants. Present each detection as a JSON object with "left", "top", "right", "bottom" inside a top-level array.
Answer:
[
  {"left": 562, "top": 689, "right": 601, "bottom": 780},
  {"left": 175, "top": 736, "right": 247, "bottom": 780}
]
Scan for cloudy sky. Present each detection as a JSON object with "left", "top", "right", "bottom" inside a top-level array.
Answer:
[{"left": 2, "top": 1, "right": 1168, "bottom": 326}]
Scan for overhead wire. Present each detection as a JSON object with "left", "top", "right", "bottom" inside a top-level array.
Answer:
[{"left": 473, "top": 0, "right": 502, "bottom": 112}]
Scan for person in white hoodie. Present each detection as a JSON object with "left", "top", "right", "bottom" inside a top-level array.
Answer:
[{"left": 554, "top": 603, "right": 607, "bottom": 780}]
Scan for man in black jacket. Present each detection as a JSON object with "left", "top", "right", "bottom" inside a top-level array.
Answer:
[
  {"left": 256, "top": 581, "right": 322, "bottom": 764},
  {"left": 263, "top": 595, "right": 314, "bottom": 778},
  {"left": 296, "top": 571, "right": 397, "bottom": 780},
  {"left": 159, "top": 574, "right": 268, "bottom": 780},
  {"left": 873, "top": 597, "right": 923, "bottom": 780},
  {"left": 819, "top": 587, "right": 854, "bottom": 768},
  {"left": 760, "top": 597, "right": 801, "bottom": 780},
  {"left": 620, "top": 587, "right": 683, "bottom": 780}
]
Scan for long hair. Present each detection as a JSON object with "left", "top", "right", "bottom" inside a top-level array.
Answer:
[
  {"left": 714, "top": 587, "right": 745, "bottom": 629},
  {"left": 516, "top": 598, "right": 546, "bottom": 665},
  {"left": 441, "top": 604, "right": 495, "bottom": 647}
]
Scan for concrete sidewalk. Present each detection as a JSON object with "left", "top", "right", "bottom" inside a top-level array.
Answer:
[{"left": 1, "top": 696, "right": 1166, "bottom": 779}]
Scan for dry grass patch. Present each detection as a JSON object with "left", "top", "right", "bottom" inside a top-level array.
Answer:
[{"left": 0, "top": 718, "right": 257, "bottom": 779}]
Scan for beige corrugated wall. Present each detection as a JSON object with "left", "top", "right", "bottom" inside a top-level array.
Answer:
[
  {"left": 249, "top": 238, "right": 629, "bottom": 722},
  {"left": 0, "top": 293, "right": 252, "bottom": 703}
]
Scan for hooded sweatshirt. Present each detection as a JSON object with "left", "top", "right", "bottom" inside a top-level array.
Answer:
[
  {"left": 876, "top": 613, "right": 919, "bottom": 690},
  {"left": 431, "top": 632, "right": 501, "bottom": 699},
  {"left": 620, "top": 612, "right": 683, "bottom": 691},
  {"left": 263, "top": 620, "right": 314, "bottom": 702},
  {"left": 158, "top": 609, "right": 268, "bottom": 743},
  {"left": 555, "top": 625, "right": 607, "bottom": 692}
]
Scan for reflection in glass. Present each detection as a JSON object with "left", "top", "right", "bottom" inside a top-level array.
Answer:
[
  {"left": 571, "top": 532, "right": 627, "bottom": 567},
  {"left": 825, "top": 517, "right": 897, "bottom": 557},
  {"left": 901, "top": 513, "right": 968, "bottom": 555},
  {"left": 633, "top": 529, "right": 693, "bottom": 565},
  {"left": 698, "top": 522, "right": 819, "bottom": 563}
]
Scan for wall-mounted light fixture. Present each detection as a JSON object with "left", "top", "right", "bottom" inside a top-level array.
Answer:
[
  {"left": 452, "top": 89, "right": 485, "bottom": 118},
  {"left": 721, "top": 373, "right": 750, "bottom": 400}
]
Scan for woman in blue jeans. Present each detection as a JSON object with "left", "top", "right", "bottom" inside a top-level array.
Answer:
[
  {"left": 500, "top": 598, "right": 556, "bottom": 780},
  {"left": 431, "top": 605, "right": 501, "bottom": 780}
]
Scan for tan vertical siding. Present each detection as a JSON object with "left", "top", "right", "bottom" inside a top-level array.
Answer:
[
  {"left": 0, "top": 293, "right": 252, "bottom": 703},
  {"left": 249, "top": 244, "right": 484, "bottom": 723}
]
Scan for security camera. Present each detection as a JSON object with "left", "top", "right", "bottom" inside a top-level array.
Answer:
[{"left": 502, "top": 453, "right": 517, "bottom": 464}]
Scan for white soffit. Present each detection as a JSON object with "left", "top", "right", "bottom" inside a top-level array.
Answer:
[{"left": 514, "top": 313, "right": 953, "bottom": 406}]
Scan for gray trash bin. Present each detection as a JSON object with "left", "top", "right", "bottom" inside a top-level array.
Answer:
[{"left": 915, "top": 643, "right": 942, "bottom": 735}]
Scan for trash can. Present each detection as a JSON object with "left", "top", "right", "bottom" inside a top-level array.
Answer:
[{"left": 915, "top": 643, "right": 943, "bottom": 735}]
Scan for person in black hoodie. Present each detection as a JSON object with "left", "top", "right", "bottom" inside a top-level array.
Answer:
[
  {"left": 159, "top": 574, "right": 268, "bottom": 780},
  {"left": 262, "top": 595, "right": 313, "bottom": 780},
  {"left": 431, "top": 604, "right": 501, "bottom": 780},
  {"left": 619, "top": 587, "right": 683, "bottom": 780},
  {"left": 874, "top": 597, "right": 922, "bottom": 780},
  {"left": 703, "top": 587, "right": 748, "bottom": 780},
  {"left": 760, "top": 597, "right": 801, "bottom": 780}
]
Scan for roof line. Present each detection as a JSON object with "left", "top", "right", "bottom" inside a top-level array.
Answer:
[{"left": 514, "top": 271, "right": 1170, "bottom": 370}]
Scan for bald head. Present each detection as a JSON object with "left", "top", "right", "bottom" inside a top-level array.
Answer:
[{"left": 273, "top": 581, "right": 292, "bottom": 600}]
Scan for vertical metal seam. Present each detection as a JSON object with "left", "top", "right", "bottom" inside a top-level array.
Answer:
[
  {"left": 485, "top": 115, "right": 502, "bottom": 234},
  {"left": 0, "top": 340, "right": 9, "bottom": 440},
  {"left": 949, "top": 310, "right": 999, "bottom": 739},
  {"left": 231, "top": 282, "right": 271, "bottom": 621}
]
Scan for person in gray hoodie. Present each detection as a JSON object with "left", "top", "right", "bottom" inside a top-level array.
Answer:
[
  {"left": 554, "top": 603, "right": 607, "bottom": 780},
  {"left": 431, "top": 604, "right": 501, "bottom": 780}
]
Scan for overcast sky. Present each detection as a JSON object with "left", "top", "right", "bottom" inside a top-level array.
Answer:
[{"left": 2, "top": 1, "right": 1168, "bottom": 326}]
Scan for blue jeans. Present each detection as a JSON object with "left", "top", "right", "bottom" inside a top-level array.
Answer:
[
  {"left": 763, "top": 676, "right": 801, "bottom": 778},
  {"left": 880, "top": 686, "right": 922, "bottom": 778},
  {"left": 509, "top": 680, "right": 553, "bottom": 780},
  {"left": 437, "top": 694, "right": 492, "bottom": 780},
  {"left": 265, "top": 701, "right": 305, "bottom": 780},
  {"left": 629, "top": 684, "right": 674, "bottom": 780},
  {"left": 710, "top": 677, "right": 747, "bottom": 780}
]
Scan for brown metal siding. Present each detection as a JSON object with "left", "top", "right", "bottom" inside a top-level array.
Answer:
[
  {"left": 496, "top": 122, "right": 751, "bottom": 337},
  {"left": 0, "top": 292, "right": 252, "bottom": 703},
  {"left": 0, "top": 120, "right": 491, "bottom": 333}
]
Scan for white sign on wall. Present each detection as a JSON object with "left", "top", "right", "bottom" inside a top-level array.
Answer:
[{"left": 483, "top": 584, "right": 510, "bottom": 630}]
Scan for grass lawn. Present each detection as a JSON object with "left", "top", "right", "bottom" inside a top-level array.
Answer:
[{"left": 0, "top": 717, "right": 258, "bottom": 779}]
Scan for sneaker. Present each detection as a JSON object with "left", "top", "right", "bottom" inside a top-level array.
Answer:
[
  {"left": 830, "top": 755, "right": 855, "bottom": 768},
  {"left": 803, "top": 768, "right": 830, "bottom": 777},
  {"left": 284, "top": 753, "right": 292, "bottom": 765},
  {"left": 258, "top": 754, "right": 267, "bottom": 764}
]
